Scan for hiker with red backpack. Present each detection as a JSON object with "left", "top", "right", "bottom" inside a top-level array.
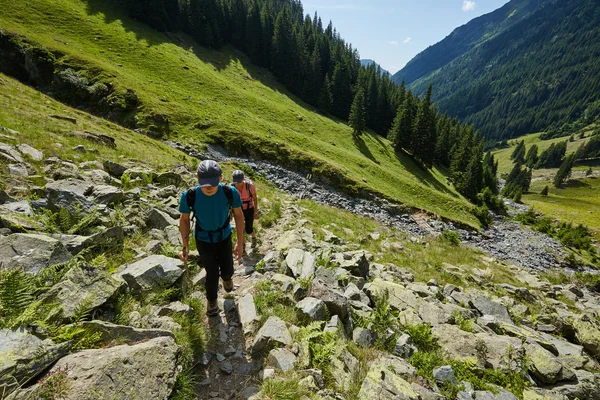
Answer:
[
  {"left": 231, "top": 170, "right": 258, "bottom": 249},
  {"left": 178, "top": 160, "right": 244, "bottom": 317}
]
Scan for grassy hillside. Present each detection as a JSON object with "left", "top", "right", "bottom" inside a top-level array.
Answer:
[
  {"left": 493, "top": 129, "right": 600, "bottom": 240},
  {"left": 0, "top": 0, "right": 479, "bottom": 227},
  {"left": 0, "top": 73, "right": 189, "bottom": 172}
]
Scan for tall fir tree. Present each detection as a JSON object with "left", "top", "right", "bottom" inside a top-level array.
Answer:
[
  {"left": 411, "top": 85, "right": 436, "bottom": 167},
  {"left": 349, "top": 89, "right": 366, "bottom": 136}
]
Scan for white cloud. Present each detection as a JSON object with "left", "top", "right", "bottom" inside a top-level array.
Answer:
[
  {"left": 462, "top": 0, "right": 476, "bottom": 11},
  {"left": 389, "top": 41, "right": 400, "bottom": 46},
  {"left": 403, "top": 37, "right": 412, "bottom": 44}
]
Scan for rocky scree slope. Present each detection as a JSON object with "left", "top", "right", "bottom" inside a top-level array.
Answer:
[{"left": 1, "top": 131, "right": 600, "bottom": 400}]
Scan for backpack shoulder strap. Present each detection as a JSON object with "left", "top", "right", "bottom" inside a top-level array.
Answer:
[
  {"left": 222, "top": 184, "right": 234, "bottom": 207},
  {"left": 185, "top": 186, "right": 198, "bottom": 212}
]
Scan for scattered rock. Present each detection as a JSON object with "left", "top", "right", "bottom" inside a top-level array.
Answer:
[
  {"left": 91, "top": 184, "right": 124, "bottom": 205},
  {"left": 17, "top": 144, "right": 43, "bottom": 161},
  {"left": 285, "top": 248, "right": 316, "bottom": 279},
  {"left": 103, "top": 160, "right": 127, "bottom": 178},
  {"left": 46, "top": 178, "right": 94, "bottom": 214},
  {"left": 252, "top": 316, "right": 292, "bottom": 356},
  {"left": 0, "top": 328, "right": 70, "bottom": 397},
  {"left": 8, "top": 164, "right": 28, "bottom": 177},
  {"left": 353, "top": 327, "right": 375, "bottom": 347},
  {"left": 115, "top": 255, "right": 184, "bottom": 294},
  {"left": 0, "top": 233, "right": 72, "bottom": 275},
  {"left": 296, "top": 297, "right": 328, "bottom": 321},
  {"left": 25, "top": 336, "right": 178, "bottom": 400},
  {"left": 147, "top": 208, "right": 177, "bottom": 230},
  {"left": 71, "top": 320, "right": 175, "bottom": 344},
  {"left": 357, "top": 354, "right": 418, "bottom": 400},
  {"left": 40, "top": 264, "right": 124, "bottom": 321},
  {"left": 266, "top": 348, "right": 297, "bottom": 372},
  {"left": 470, "top": 295, "right": 513, "bottom": 324},
  {"left": 394, "top": 333, "right": 417, "bottom": 359},
  {"left": 433, "top": 365, "right": 457, "bottom": 385},
  {"left": 308, "top": 279, "right": 349, "bottom": 320}
]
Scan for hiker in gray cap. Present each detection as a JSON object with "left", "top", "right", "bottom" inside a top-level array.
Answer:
[
  {"left": 178, "top": 160, "right": 244, "bottom": 317},
  {"left": 232, "top": 170, "right": 258, "bottom": 249}
]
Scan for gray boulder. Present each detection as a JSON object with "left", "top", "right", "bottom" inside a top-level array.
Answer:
[
  {"left": 353, "top": 327, "right": 375, "bottom": 347},
  {"left": 41, "top": 264, "right": 124, "bottom": 321},
  {"left": 296, "top": 297, "right": 328, "bottom": 321},
  {"left": 433, "top": 365, "right": 457, "bottom": 385},
  {"left": 308, "top": 279, "right": 349, "bottom": 320},
  {"left": 115, "top": 255, "right": 184, "bottom": 294},
  {"left": 46, "top": 179, "right": 95, "bottom": 215},
  {"left": 66, "top": 226, "right": 124, "bottom": 255},
  {"left": 526, "top": 343, "right": 575, "bottom": 384},
  {"left": 0, "top": 144, "right": 24, "bottom": 163},
  {"left": 0, "top": 233, "right": 72, "bottom": 275},
  {"left": 155, "top": 172, "right": 183, "bottom": 187},
  {"left": 123, "top": 167, "right": 157, "bottom": 181},
  {"left": 357, "top": 354, "right": 418, "bottom": 400},
  {"left": 91, "top": 185, "right": 124, "bottom": 205},
  {"left": 331, "top": 348, "right": 361, "bottom": 393},
  {"left": 239, "top": 293, "right": 259, "bottom": 334},
  {"left": 266, "top": 348, "right": 297, "bottom": 372},
  {"left": 146, "top": 208, "right": 177, "bottom": 230},
  {"left": 252, "top": 316, "right": 292, "bottom": 356},
  {"left": 8, "top": 164, "right": 29, "bottom": 177},
  {"left": 0, "top": 328, "right": 70, "bottom": 397},
  {"left": 470, "top": 295, "right": 513, "bottom": 324},
  {"left": 394, "top": 334, "right": 417, "bottom": 359},
  {"left": 70, "top": 320, "right": 175, "bottom": 344},
  {"left": 103, "top": 160, "right": 127, "bottom": 178},
  {"left": 157, "top": 301, "right": 192, "bottom": 318},
  {"left": 17, "top": 144, "right": 43, "bottom": 161},
  {"left": 285, "top": 248, "right": 316, "bottom": 279},
  {"left": 23, "top": 336, "right": 178, "bottom": 400},
  {"left": 334, "top": 250, "right": 370, "bottom": 277}
]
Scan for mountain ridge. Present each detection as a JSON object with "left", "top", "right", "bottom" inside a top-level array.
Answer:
[{"left": 393, "top": 0, "right": 600, "bottom": 142}]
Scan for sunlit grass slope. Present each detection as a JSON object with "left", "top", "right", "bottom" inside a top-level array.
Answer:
[
  {"left": 0, "top": 73, "right": 189, "bottom": 170},
  {"left": 0, "top": 0, "right": 478, "bottom": 227}
]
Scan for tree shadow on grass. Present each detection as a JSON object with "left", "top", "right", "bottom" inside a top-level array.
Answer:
[
  {"left": 353, "top": 133, "right": 378, "bottom": 164},
  {"left": 393, "top": 149, "right": 460, "bottom": 198}
]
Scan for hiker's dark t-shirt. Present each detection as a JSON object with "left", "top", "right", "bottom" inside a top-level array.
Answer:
[{"left": 179, "top": 184, "right": 242, "bottom": 243}]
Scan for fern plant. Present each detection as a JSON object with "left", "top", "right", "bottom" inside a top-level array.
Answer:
[{"left": 0, "top": 268, "right": 36, "bottom": 328}]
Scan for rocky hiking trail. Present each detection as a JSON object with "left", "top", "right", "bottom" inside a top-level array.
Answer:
[{"left": 1, "top": 135, "right": 600, "bottom": 400}]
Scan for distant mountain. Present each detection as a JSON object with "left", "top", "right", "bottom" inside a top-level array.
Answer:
[
  {"left": 393, "top": 0, "right": 600, "bottom": 142},
  {"left": 360, "top": 59, "right": 390, "bottom": 76}
]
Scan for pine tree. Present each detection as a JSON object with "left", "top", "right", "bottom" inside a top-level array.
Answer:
[
  {"left": 554, "top": 153, "right": 576, "bottom": 187},
  {"left": 349, "top": 89, "right": 366, "bottom": 136},
  {"left": 525, "top": 144, "right": 539, "bottom": 168},
  {"left": 511, "top": 140, "right": 526, "bottom": 163},
  {"left": 541, "top": 186, "right": 549, "bottom": 196},
  {"left": 319, "top": 75, "right": 333, "bottom": 113},
  {"left": 411, "top": 85, "right": 436, "bottom": 167}
]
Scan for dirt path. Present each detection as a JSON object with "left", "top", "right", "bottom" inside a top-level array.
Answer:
[{"left": 194, "top": 201, "right": 296, "bottom": 400}]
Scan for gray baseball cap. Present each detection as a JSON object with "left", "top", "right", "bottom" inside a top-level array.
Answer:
[
  {"left": 197, "top": 160, "right": 222, "bottom": 187},
  {"left": 232, "top": 170, "right": 244, "bottom": 183}
]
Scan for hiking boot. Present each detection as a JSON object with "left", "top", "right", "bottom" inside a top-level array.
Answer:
[
  {"left": 251, "top": 237, "right": 258, "bottom": 248},
  {"left": 223, "top": 279, "right": 234, "bottom": 293},
  {"left": 206, "top": 300, "right": 219, "bottom": 317}
]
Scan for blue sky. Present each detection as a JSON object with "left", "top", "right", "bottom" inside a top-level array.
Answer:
[{"left": 302, "top": 0, "right": 509, "bottom": 74}]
